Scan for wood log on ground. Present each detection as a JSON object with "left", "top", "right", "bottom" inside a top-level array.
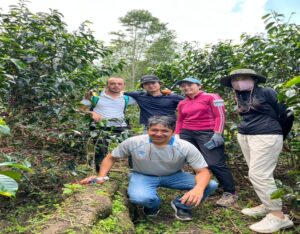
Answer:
[
  {"left": 33, "top": 181, "right": 119, "bottom": 234},
  {"left": 91, "top": 187, "right": 135, "bottom": 234}
]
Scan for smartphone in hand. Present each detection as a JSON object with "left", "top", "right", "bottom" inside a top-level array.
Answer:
[{"left": 204, "top": 140, "right": 216, "bottom": 150}]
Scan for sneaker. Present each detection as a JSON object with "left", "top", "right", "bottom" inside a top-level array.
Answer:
[
  {"left": 241, "top": 204, "right": 269, "bottom": 217},
  {"left": 170, "top": 200, "right": 192, "bottom": 221},
  {"left": 216, "top": 192, "right": 238, "bottom": 207},
  {"left": 249, "top": 213, "right": 294, "bottom": 233},
  {"left": 143, "top": 206, "right": 160, "bottom": 217}
]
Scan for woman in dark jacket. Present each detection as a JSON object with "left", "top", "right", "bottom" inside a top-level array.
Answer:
[{"left": 220, "top": 69, "right": 293, "bottom": 233}]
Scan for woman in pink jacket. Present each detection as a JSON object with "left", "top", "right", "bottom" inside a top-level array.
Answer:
[{"left": 175, "top": 77, "right": 237, "bottom": 207}]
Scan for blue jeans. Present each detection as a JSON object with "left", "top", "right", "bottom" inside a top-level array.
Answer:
[{"left": 128, "top": 171, "right": 218, "bottom": 210}]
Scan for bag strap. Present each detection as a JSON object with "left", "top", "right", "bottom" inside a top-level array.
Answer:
[
  {"left": 124, "top": 95, "right": 129, "bottom": 112},
  {"left": 90, "top": 95, "right": 100, "bottom": 111}
]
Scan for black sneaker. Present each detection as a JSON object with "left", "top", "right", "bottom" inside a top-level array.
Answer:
[
  {"left": 170, "top": 200, "right": 192, "bottom": 221},
  {"left": 143, "top": 206, "right": 160, "bottom": 217}
]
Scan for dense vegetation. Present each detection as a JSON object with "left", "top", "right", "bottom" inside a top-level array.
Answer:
[{"left": 0, "top": 1, "right": 299, "bottom": 233}]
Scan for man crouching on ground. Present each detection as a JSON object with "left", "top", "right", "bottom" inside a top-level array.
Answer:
[{"left": 80, "top": 116, "right": 218, "bottom": 221}]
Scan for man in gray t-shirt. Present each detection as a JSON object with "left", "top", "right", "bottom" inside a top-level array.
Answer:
[{"left": 80, "top": 116, "right": 218, "bottom": 221}]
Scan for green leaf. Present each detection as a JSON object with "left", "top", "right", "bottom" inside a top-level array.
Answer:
[
  {"left": 9, "top": 58, "right": 27, "bottom": 70},
  {"left": 63, "top": 183, "right": 83, "bottom": 190},
  {"left": 90, "top": 131, "right": 98, "bottom": 138},
  {"left": 0, "top": 174, "right": 18, "bottom": 197},
  {"left": 62, "top": 188, "right": 73, "bottom": 195},
  {"left": 0, "top": 162, "right": 33, "bottom": 173},
  {"left": 285, "top": 89, "right": 296, "bottom": 98},
  {"left": 284, "top": 76, "right": 300, "bottom": 88},
  {"left": 71, "top": 130, "right": 82, "bottom": 135},
  {"left": 0, "top": 119, "right": 6, "bottom": 125},
  {"left": 265, "top": 22, "right": 275, "bottom": 30},
  {"left": 0, "top": 171, "right": 22, "bottom": 181},
  {"left": 261, "top": 13, "right": 271, "bottom": 20},
  {"left": 271, "top": 188, "right": 285, "bottom": 199},
  {"left": 0, "top": 125, "right": 10, "bottom": 136},
  {"left": 0, "top": 36, "right": 12, "bottom": 43}
]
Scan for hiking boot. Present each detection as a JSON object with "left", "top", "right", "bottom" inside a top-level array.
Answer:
[
  {"left": 216, "top": 192, "right": 238, "bottom": 207},
  {"left": 143, "top": 206, "right": 160, "bottom": 217},
  {"left": 170, "top": 200, "right": 192, "bottom": 221},
  {"left": 241, "top": 204, "right": 269, "bottom": 217},
  {"left": 249, "top": 213, "right": 294, "bottom": 233}
]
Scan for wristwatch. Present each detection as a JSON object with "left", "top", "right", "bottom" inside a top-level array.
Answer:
[{"left": 91, "top": 176, "right": 109, "bottom": 183}]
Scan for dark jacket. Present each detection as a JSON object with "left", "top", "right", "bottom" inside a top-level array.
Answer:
[
  {"left": 124, "top": 91, "right": 184, "bottom": 125},
  {"left": 236, "top": 87, "right": 282, "bottom": 135}
]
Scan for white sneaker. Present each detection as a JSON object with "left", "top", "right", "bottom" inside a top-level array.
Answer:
[
  {"left": 250, "top": 213, "right": 294, "bottom": 233},
  {"left": 241, "top": 204, "right": 268, "bottom": 217}
]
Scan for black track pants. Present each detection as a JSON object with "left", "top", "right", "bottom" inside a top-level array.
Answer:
[{"left": 180, "top": 129, "right": 236, "bottom": 193}]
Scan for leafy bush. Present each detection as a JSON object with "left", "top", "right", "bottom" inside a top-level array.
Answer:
[{"left": 0, "top": 119, "right": 33, "bottom": 197}]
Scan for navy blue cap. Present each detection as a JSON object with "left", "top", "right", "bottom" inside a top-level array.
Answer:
[
  {"left": 140, "top": 75, "right": 160, "bottom": 87},
  {"left": 175, "top": 77, "right": 201, "bottom": 85}
]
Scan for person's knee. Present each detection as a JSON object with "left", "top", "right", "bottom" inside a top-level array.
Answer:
[
  {"left": 128, "top": 191, "right": 157, "bottom": 205},
  {"left": 207, "top": 180, "right": 218, "bottom": 192},
  {"left": 248, "top": 169, "right": 270, "bottom": 184}
]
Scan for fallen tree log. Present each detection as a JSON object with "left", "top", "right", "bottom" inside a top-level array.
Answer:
[
  {"left": 32, "top": 181, "right": 119, "bottom": 234},
  {"left": 91, "top": 187, "right": 135, "bottom": 234}
]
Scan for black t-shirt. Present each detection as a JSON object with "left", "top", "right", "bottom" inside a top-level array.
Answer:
[
  {"left": 237, "top": 87, "right": 282, "bottom": 135},
  {"left": 124, "top": 91, "right": 184, "bottom": 125}
]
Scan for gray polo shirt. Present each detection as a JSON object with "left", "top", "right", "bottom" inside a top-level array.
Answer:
[
  {"left": 81, "top": 91, "right": 136, "bottom": 127},
  {"left": 112, "top": 135, "right": 208, "bottom": 176}
]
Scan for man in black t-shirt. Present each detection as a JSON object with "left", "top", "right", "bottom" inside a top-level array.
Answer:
[{"left": 125, "top": 75, "right": 184, "bottom": 126}]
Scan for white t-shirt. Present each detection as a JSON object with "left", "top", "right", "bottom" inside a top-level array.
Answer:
[
  {"left": 81, "top": 91, "right": 136, "bottom": 127},
  {"left": 112, "top": 135, "right": 208, "bottom": 176}
]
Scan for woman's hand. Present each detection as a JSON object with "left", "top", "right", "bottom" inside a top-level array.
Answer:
[{"left": 210, "top": 133, "right": 224, "bottom": 147}]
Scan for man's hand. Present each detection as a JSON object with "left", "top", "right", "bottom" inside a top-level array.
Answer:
[
  {"left": 85, "top": 90, "right": 93, "bottom": 100},
  {"left": 161, "top": 88, "right": 172, "bottom": 95},
  {"left": 79, "top": 176, "right": 105, "bottom": 185},
  {"left": 79, "top": 105, "right": 89, "bottom": 112},
  {"left": 180, "top": 188, "right": 203, "bottom": 207},
  {"left": 90, "top": 111, "right": 102, "bottom": 122}
]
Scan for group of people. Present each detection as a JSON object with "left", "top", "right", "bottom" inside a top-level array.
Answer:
[{"left": 80, "top": 69, "right": 293, "bottom": 233}]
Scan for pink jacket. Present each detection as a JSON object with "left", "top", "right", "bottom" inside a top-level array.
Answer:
[{"left": 175, "top": 91, "right": 225, "bottom": 134}]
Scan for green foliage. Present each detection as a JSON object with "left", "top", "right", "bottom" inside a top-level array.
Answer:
[
  {"left": 0, "top": 1, "right": 126, "bottom": 162},
  {"left": 0, "top": 120, "right": 33, "bottom": 197},
  {"left": 272, "top": 175, "right": 300, "bottom": 210},
  {"left": 112, "top": 192, "right": 126, "bottom": 214},
  {"left": 62, "top": 183, "right": 84, "bottom": 195},
  {"left": 0, "top": 162, "right": 33, "bottom": 197},
  {"left": 0, "top": 1, "right": 117, "bottom": 121},
  {"left": 91, "top": 192, "right": 128, "bottom": 234},
  {"left": 0, "top": 118, "right": 10, "bottom": 136}
]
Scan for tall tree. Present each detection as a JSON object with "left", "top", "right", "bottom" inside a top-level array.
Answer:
[{"left": 109, "top": 9, "right": 176, "bottom": 88}]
